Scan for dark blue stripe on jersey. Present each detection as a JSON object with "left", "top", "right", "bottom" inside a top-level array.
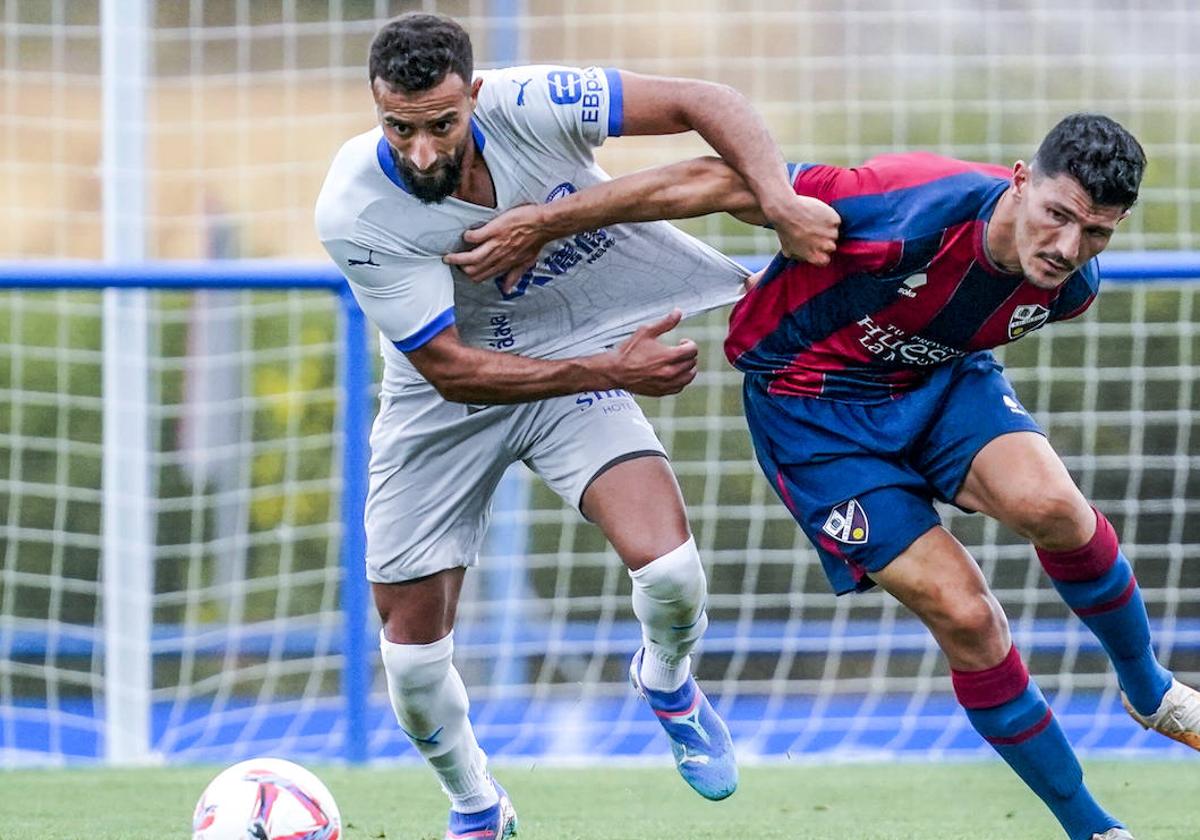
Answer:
[
  {"left": 470, "top": 116, "right": 486, "bottom": 151},
  {"left": 832, "top": 172, "right": 1006, "bottom": 241},
  {"left": 751, "top": 232, "right": 943, "bottom": 362},
  {"left": 755, "top": 271, "right": 901, "bottom": 363},
  {"left": 604, "top": 67, "right": 624, "bottom": 137},
  {"left": 376, "top": 136, "right": 410, "bottom": 193},
  {"left": 393, "top": 306, "right": 456, "bottom": 352},
  {"left": 1051, "top": 260, "right": 1101, "bottom": 321},
  {"left": 920, "top": 264, "right": 1023, "bottom": 348},
  {"left": 755, "top": 252, "right": 795, "bottom": 292}
]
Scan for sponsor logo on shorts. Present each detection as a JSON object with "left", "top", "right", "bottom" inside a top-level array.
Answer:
[
  {"left": 1003, "top": 394, "right": 1028, "bottom": 415},
  {"left": 1008, "top": 303, "right": 1050, "bottom": 339},
  {"left": 576, "top": 389, "right": 635, "bottom": 414},
  {"left": 823, "top": 499, "right": 869, "bottom": 545}
]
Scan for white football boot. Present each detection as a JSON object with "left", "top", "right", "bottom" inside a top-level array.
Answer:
[
  {"left": 1122, "top": 678, "right": 1200, "bottom": 750},
  {"left": 1091, "top": 828, "right": 1134, "bottom": 840}
]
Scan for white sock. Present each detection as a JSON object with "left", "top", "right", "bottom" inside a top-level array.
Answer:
[
  {"left": 379, "top": 630, "right": 498, "bottom": 814},
  {"left": 629, "top": 536, "right": 708, "bottom": 692}
]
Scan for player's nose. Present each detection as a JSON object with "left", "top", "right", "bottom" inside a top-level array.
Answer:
[{"left": 408, "top": 138, "right": 439, "bottom": 172}]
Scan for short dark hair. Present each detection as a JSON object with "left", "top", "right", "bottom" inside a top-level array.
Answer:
[
  {"left": 1032, "top": 113, "right": 1146, "bottom": 209},
  {"left": 368, "top": 12, "right": 473, "bottom": 93}
]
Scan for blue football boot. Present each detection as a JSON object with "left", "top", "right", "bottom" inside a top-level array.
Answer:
[
  {"left": 630, "top": 647, "right": 738, "bottom": 800},
  {"left": 444, "top": 778, "right": 518, "bottom": 840}
]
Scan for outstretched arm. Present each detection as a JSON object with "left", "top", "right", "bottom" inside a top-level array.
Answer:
[
  {"left": 614, "top": 70, "right": 834, "bottom": 262},
  {"left": 445, "top": 156, "right": 827, "bottom": 290}
]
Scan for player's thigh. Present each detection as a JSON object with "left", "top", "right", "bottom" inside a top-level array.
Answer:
[
  {"left": 870, "top": 526, "right": 1011, "bottom": 671},
  {"left": 366, "top": 390, "right": 513, "bottom": 586},
  {"left": 520, "top": 389, "right": 678, "bottom": 567},
  {"left": 580, "top": 455, "right": 690, "bottom": 570},
  {"left": 955, "top": 431, "right": 1093, "bottom": 549},
  {"left": 743, "top": 380, "right": 938, "bottom": 595},
  {"left": 915, "top": 354, "right": 1047, "bottom": 505}
]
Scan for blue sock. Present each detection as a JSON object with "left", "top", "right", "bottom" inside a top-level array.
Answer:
[
  {"left": 1037, "top": 510, "right": 1173, "bottom": 716},
  {"left": 953, "top": 646, "right": 1120, "bottom": 840}
]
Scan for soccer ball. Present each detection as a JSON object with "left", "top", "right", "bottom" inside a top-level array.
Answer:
[{"left": 192, "top": 757, "right": 341, "bottom": 840}]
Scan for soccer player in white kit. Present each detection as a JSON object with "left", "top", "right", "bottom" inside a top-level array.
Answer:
[{"left": 315, "top": 13, "right": 839, "bottom": 839}]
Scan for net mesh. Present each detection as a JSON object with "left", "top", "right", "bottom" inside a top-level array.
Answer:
[{"left": 2, "top": 0, "right": 1199, "bottom": 765}]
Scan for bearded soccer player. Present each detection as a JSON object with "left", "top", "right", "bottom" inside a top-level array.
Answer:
[
  {"left": 315, "top": 12, "right": 839, "bottom": 840},
  {"left": 448, "top": 114, "right": 1200, "bottom": 840}
]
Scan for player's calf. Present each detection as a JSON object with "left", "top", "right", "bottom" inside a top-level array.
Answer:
[
  {"left": 380, "top": 631, "right": 500, "bottom": 815},
  {"left": 1036, "top": 507, "right": 1173, "bottom": 717},
  {"left": 952, "top": 644, "right": 1124, "bottom": 840}
]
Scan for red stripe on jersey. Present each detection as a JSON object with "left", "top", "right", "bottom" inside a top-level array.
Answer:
[
  {"left": 725, "top": 239, "right": 902, "bottom": 365},
  {"left": 765, "top": 220, "right": 979, "bottom": 396},
  {"left": 794, "top": 153, "right": 1011, "bottom": 204}
]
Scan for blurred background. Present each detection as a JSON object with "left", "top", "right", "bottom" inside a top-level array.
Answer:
[{"left": 2, "top": 0, "right": 1199, "bottom": 768}]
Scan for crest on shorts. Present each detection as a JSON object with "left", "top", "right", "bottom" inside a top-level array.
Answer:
[
  {"left": 822, "top": 498, "right": 869, "bottom": 545},
  {"left": 1008, "top": 304, "right": 1050, "bottom": 339}
]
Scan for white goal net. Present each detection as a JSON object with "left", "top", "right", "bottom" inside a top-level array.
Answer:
[{"left": 2, "top": 0, "right": 1199, "bottom": 766}]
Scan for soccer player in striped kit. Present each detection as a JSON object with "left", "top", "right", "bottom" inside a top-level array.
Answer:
[{"left": 451, "top": 113, "right": 1200, "bottom": 840}]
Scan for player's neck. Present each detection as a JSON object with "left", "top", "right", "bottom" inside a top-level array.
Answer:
[
  {"left": 452, "top": 138, "right": 497, "bottom": 209},
  {"left": 984, "top": 188, "right": 1023, "bottom": 275}
]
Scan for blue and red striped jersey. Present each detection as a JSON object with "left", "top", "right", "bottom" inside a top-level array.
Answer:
[{"left": 725, "top": 153, "right": 1099, "bottom": 402}]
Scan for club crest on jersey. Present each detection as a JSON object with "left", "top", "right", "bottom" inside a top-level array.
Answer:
[
  {"left": 823, "top": 499, "right": 869, "bottom": 545},
  {"left": 1008, "top": 304, "right": 1050, "bottom": 339},
  {"left": 897, "top": 273, "right": 927, "bottom": 299},
  {"left": 546, "top": 182, "right": 577, "bottom": 202}
]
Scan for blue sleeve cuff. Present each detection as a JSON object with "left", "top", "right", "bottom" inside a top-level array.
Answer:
[
  {"left": 604, "top": 67, "right": 624, "bottom": 137},
  {"left": 393, "top": 306, "right": 455, "bottom": 352}
]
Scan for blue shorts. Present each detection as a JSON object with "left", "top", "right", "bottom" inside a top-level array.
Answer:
[{"left": 743, "top": 351, "right": 1043, "bottom": 595}]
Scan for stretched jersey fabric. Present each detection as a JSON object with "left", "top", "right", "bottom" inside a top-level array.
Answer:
[
  {"left": 316, "top": 65, "right": 747, "bottom": 396},
  {"left": 725, "top": 153, "right": 1100, "bottom": 403}
]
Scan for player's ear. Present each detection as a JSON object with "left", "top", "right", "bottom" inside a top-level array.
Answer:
[
  {"left": 1011, "top": 160, "right": 1031, "bottom": 202},
  {"left": 470, "top": 76, "right": 484, "bottom": 106}
]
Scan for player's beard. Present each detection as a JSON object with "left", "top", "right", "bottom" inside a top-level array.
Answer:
[{"left": 395, "top": 143, "right": 466, "bottom": 204}]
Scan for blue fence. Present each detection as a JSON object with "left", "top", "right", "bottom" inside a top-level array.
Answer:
[{"left": 3, "top": 252, "right": 1200, "bottom": 765}]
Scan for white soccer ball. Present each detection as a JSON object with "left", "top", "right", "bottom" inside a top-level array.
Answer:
[{"left": 192, "top": 757, "right": 342, "bottom": 840}]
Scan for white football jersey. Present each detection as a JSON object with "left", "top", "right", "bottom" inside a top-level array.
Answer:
[{"left": 315, "top": 65, "right": 748, "bottom": 395}]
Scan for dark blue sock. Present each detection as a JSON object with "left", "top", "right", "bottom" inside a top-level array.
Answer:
[
  {"left": 1038, "top": 511, "right": 1173, "bottom": 716},
  {"left": 954, "top": 646, "right": 1120, "bottom": 840}
]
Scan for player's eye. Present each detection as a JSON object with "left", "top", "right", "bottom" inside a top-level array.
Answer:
[
  {"left": 433, "top": 119, "right": 454, "bottom": 134},
  {"left": 1047, "top": 208, "right": 1067, "bottom": 223}
]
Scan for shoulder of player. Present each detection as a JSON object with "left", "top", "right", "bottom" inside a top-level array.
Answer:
[
  {"left": 852, "top": 152, "right": 1008, "bottom": 195},
  {"left": 315, "top": 129, "right": 389, "bottom": 232}
]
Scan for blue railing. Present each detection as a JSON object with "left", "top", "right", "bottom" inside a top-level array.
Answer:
[{"left": 4, "top": 250, "right": 1200, "bottom": 765}]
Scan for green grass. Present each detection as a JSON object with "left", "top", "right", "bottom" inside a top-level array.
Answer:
[{"left": 1, "top": 761, "right": 1196, "bottom": 839}]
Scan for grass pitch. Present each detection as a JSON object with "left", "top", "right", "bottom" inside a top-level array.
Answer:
[{"left": 0, "top": 761, "right": 1195, "bottom": 839}]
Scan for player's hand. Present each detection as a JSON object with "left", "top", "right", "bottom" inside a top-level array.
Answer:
[
  {"left": 443, "top": 204, "right": 548, "bottom": 293},
  {"left": 743, "top": 268, "right": 765, "bottom": 292},
  {"left": 767, "top": 194, "right": 840, "bottom": 267},
  {"left": 608, "top": 309, "right": 699, "bottom": 397}
]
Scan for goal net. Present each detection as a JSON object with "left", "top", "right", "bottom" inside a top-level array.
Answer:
[{"left": 2, "top": 0, "right": 1198, "bottom": 766}]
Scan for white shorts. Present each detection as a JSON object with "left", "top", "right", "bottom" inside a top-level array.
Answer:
[{"left": 364, "top": 387, "right": 667, "bottom": 583}]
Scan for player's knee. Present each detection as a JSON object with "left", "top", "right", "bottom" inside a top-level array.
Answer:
[
  {"left": 629, "top": 536, "right": 708, "bottom": 636},
  {"left": 1006, "top": 484, "right": 1091, "bottom": 548},
  {"left": 939, "top": 593, "right": 1010, "bottom": 663}
]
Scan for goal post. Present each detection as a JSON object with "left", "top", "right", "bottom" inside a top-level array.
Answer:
[{"left": 0, "top": 260, "right": 372, "bottom": 765}]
